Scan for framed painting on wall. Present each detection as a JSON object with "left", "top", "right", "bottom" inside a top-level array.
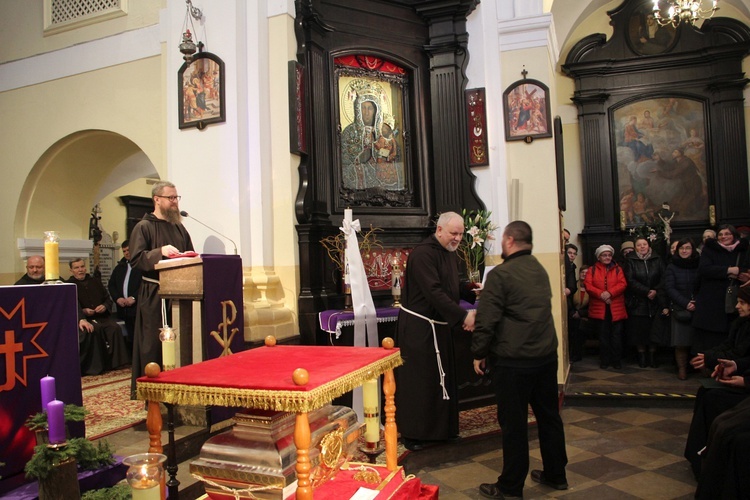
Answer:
[
  {"left": 502, "top": 78, "right": 552, "bottom": 141},
  {"left": 178, "top": 51, "right": 226, "bottom": 130},
  {"left": 334, "top": 55, "right": 413, "bottom": 208},
  {"left": 612, "top": 97, "right": 708, "bottom": 226}
]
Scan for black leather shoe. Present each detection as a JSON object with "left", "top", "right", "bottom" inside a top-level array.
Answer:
[
  {"left": 612, "top": 362, "right": 622, "bottom": 369},
  {"left": 479, "top": 483, "right": 522, "bottom": 499},
  {"left": 402, "top": 438, "right": 424, "bottom": 451},
  {"left": 638, "top": 352, "right": 647, "bottom": 368},
  {"left": 530, "top": 469, "right": 568, "bottom": 490}
]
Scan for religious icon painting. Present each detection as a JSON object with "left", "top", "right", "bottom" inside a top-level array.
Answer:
[
  {"left": 178, "top": 51, "right": 226, "bottom": 130},
  {"left": 502, "top": 78, "right": 552, "bottom": 142},
  {"left": 334, "top": 55, "right": 414, "bottom": 208},
  {"left": 612, "top": 97, "right": 708, "bottom": 226}
]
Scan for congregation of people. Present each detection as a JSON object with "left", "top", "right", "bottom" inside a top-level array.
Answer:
[
  {"left": 394, "top": 216, "right": 750, "bottom": 499},
  {"left": 565, "top": 224, "right": 750, "bottom": 498}
]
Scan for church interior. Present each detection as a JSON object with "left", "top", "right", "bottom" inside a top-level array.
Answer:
[{"left": 2, "top": 0, "right": 750, "bottom": 498}]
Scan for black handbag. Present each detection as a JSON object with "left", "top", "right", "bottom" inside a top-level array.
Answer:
[
  {"left": 671, "top": 306, "right": 692, "bottom": 323},
  {"left": 724, "top": 255, "right": 741, "bottom": 314},
  {"left": 724, "top": 255, "right": 740, "bottom": 314},
  {"left": 726, "top": 281, "right": 740, "bottom": 314}
]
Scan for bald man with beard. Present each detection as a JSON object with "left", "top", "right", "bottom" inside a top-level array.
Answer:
[{"left": 15, "top": 255, "right": 45, "bottom": 285}]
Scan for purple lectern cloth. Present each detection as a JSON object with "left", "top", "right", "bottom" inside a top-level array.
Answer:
[
  {"left": 0, "top": 283, "right": 83, "bottom": 494},
  {"left": 200, "top": 254, "right": 246, "bottom": 426},
  {"left": 201, "top": 254, "right": 245, "bottom": 359}
]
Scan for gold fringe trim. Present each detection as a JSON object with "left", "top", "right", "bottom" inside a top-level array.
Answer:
[{"left": 136, "top": 351, "right": 403, "bottom": 413}]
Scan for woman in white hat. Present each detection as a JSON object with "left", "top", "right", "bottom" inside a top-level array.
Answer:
[{"left": 584, "top": 245, "right": 628, "bottom": 369}]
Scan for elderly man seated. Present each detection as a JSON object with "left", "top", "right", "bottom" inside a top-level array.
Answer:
[
  {"left": 14, "top": 255, "right": 45, "bottom": 285},
  {"left": 67, "top": 258, "right": 130, "bottom": 375}
]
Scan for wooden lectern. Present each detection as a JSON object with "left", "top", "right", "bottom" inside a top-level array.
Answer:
[{"left": 154, "top": 256, "right": 203, "bottom": 367}]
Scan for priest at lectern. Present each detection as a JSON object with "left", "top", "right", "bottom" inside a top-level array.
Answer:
[{"left": 129, "top": 180, "right": 194, "bottom": 397}]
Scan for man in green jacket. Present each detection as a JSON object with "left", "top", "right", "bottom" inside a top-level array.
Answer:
[{"left": 471, "top": 220, "right": 568, "bottom": 499}]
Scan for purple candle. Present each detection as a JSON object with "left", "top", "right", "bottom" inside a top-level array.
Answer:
[
  {"left": 47, "top": 399, "right": 65, "bottom": 444},
  {"left": 40, "top": 375, "right": 56, "bottom": 412}
]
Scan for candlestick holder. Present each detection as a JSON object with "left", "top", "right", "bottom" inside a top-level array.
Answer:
[
  {"left": 124, "top": 453, "right": 167, "bottom": 500},
  {"left": 343, "top": 282, "right": 353, "bottom": 311},
  {"left": 38, "top": 455, "right": 79, "bottom": 500},
  {"left": 357, "top": 441, "right": 385, "bottom": 464},
  {"left": 390, "top": 253, "right": 402, "bottom": 308}
]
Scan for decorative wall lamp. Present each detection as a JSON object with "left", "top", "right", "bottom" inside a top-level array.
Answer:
[
  {"left": 652, "top": 0, "right": 719, "bottom": 27},
  {"left": 179, "top": 0, "right": 203, "bottom": 63}
]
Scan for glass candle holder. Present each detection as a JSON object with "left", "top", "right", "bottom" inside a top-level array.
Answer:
[
  {"left": 159, "top": 327, "right": 177, "bottom": 371},
  {"left": 43, "top": 231, "right": 60, "bottom": 282},
  {"left": 124, "top": 453, "right": 166, "bottom": 500}
]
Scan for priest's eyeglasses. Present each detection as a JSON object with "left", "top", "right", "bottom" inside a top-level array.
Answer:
[{"left": 156, "top": 195, "right": 181, "bottom": 202}]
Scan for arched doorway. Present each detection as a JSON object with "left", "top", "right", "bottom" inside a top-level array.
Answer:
[{"left": 14, "top": 130, "right": 159, "bottom": 279}]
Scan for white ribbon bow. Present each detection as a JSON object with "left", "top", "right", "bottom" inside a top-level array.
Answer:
[{"left": 340, "top": 218, "right": 379, "bottom": 349}]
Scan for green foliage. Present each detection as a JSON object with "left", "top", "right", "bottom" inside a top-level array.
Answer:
[
  {"left": 25, "top": 404, "right": 88, "bottom": 431},
  {"left": 81, "top": 482, "right": 131, "bottom": 500},
  {"left": 24, "top": 438, "right": 115, "bottom": 480},
  {"left": 458, "top": 209, "right": 498, "bottom": 277}
]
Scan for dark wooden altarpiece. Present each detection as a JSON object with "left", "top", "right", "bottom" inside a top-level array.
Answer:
[
  {"left": 563, "top": 0, "right": 750, "bottom": 263},
  {"left": 292, "top": 0, "right": 484, "bottom": 343}
]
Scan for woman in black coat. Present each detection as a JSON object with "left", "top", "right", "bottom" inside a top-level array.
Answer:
[
  {"left": 664, "top": 238, "right": 700, "bottom": 379},
  {"left": 625, "top": 237, "right": 668, "bottom": 368},
  {"left": 692, "top": 225, "right": 750, "bottom": 353}
]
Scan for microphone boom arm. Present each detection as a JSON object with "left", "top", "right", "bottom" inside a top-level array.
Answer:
[{"left": 180, "top": 211, "right": 238, "bottom": 255}]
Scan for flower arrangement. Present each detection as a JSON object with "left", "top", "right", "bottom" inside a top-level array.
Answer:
[
  {"left": 626, "top": 217, "right": 668, "bottom": 255},
  {"left": 457, "top": 209, "right": 498, "bottom": 281}
]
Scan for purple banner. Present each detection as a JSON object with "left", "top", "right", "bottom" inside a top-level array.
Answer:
[
  {"left": 200, "top": 255, "right": 245, "bottom": 427},
  {"left": 201, "top": 255, "right": 245, "bottom": 360},
  {"left": 0, "top": 283, "right": 83, "bottom": 492}
]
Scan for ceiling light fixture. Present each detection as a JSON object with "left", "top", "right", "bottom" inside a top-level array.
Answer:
[
  {"left": 179, "top": 0, "right": 203, "bottom": 63},
  {"left": 652, "top": 0, "right": 719, "bottom": 27}
]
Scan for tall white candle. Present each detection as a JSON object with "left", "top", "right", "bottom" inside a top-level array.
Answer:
[
  {"left": 363, "top": 378, "right": 380, "bottom": 445},
  {"left": 162, "top": 339, "right": 175, "bottom": 370},
  {"left": 344, "top": 208, "right": 353, "bottom": 223}
]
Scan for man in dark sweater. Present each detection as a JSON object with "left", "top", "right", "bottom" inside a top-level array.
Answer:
[
  {"left": 68, "top": 258, "right": 129, "bottom": 374},
  {"left": 472, "top": 221, "right": 568, "bottom": 499},
  {"left": 108, "top": 240, "right": 142, "bottom": 351}
]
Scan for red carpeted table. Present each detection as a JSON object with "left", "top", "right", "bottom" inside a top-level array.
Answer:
[{"left": 136, "top": 344, "right": 403, "bottom": 500}]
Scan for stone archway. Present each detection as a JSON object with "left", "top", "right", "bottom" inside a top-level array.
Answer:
[{"left": 14, "top": 130, "right": 159, "bottom": 277}]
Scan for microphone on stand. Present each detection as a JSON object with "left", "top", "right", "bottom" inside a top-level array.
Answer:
[{"left": 180, "top": 210, "right": 238, "bottom": 255}]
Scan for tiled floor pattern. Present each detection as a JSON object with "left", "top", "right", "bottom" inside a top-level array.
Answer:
[{"left": 406, "top": 352, "right": 701, "bottom": 499}]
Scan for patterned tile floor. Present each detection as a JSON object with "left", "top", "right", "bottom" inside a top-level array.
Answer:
[{"left": 403, "top": 352, "right": 702, "bottom": 499}]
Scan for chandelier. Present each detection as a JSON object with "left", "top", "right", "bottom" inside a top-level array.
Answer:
[{"left": 652, "top": 0, "right": 719, "bottom": 27}]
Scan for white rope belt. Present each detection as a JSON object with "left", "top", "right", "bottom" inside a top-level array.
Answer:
[
  {"left": 400, "top": 305, "right": 450, "bottom": 400},
  {"left": 142, "top": 276, "right": 159, "bottom": 285}
]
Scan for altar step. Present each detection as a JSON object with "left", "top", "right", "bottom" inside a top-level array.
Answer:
[{"left": 565, "top": 354, "right": 700, "bottom": 408}]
